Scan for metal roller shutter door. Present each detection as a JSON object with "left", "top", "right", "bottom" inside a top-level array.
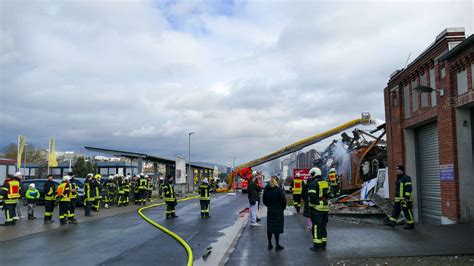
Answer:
[{"left": 417, "top": 122, "right": 441, "bottom": 224}]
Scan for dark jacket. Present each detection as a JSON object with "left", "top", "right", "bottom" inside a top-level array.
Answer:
[
  {"left": 302, "top": 180, "right": 311, "bottom": 218},
  {"left": 263, "top": 184, "right": 287, "bottom": 234},
  {"left": 395, "top": 174, "right": 412, "bottom": 202},
  {"left": 247, "top": 180, "right": 260, "bottom": 205},
  {"left": 44, "top": 180, "right": 56, "bottom": 201}
]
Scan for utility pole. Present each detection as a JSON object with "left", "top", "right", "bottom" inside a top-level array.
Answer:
[
  {"left": 188, "top": 132, "right": 195, "bottom": 193},
  {"left": 23, "top": 143, "right": 28, "bottom": 177}
]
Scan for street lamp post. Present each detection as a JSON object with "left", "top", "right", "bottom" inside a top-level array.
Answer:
[
  {"left": 188, "top": 132, "right": 195, "bottom": 193},
  {"left": 23, "top": 143, "right": 28, "bottom": 177},
  {"left": 65, "top": 151, "right": 74, "bottom": 172}
]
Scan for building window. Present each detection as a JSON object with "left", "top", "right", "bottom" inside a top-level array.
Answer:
[
  {"left": 404, "top": 84, "right": 410, "bottom": 119},
  {"left": 412, "top": 79, "right": 419, "bottom": 112},
  {"left": 440, "top": 65, "right": 446, "bottom": 78},
  {"left": 471, "top": 64, "right": 474, "bottom": 90},
  {"left": 429, "top": 67, "right": 437, "bottom": 106},
  {"left": 457, "top": 69, "right": 468, "bottom": 95},
  {"left": 420, "top": 72, "right": 428, "bottom": 107},
  {"left": 391, "top": 88, "right": 398, "bottom": 107}
]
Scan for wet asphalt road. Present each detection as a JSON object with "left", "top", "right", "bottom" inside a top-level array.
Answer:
[{"left": 0, "top": 193, "right": 248, "bottom": 266}]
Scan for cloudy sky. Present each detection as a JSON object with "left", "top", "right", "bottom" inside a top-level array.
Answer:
[{"left": 1, "top": 0, "right": 472, "bottom": 166}]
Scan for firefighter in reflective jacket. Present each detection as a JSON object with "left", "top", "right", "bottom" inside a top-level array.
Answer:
[
  {"left": 138, "top": 173, "right": 148, "bottom": 206},
  {"left": 388, "top": 165, "right": 415, "bottom": 230},
  {"left": 2, "top": 175, "right": 20, "bottom": 226},
  {"left": 199, "top": 178, "right": 211, "bottom": 218},
  {"left": 57, "top": 176, "right": 77, "bottom": 225},
  {"left": 44, "top": 175, "right": 56, "bottom": 223},
  {"left": 308, "top": 167, "right": 330, "bottom": 251},
  {"left": 93, "top": 174, "right": 102, "bottom": 212},
  {"left": 84, "top": 173, "right": 95, "bottom": 217},
  {"left": 163, "top": 175, "right": 177, "bottom": 219},
  {"left": 123, "top": 176, "right": 131, "bottom": 205},
  {"left": 328, "top": 168, "right": 340, "bottom": 198},
  {"left": 69, "top": 173, "right": 78, "bottom": 222},
  {"left": 147, "top": 176, "right": 153, "bottom": 202},
  {"left": 290, "top": 173, "right": 303, "bottom": 213}
]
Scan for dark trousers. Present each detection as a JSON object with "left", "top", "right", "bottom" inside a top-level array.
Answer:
[
  {"left": 85, "top": 200, "right": 93, "bottom": 216},
  {"left": 165, "top": 201, "right": 176, "bottom": 218},
  {"left": 4, "top": 203, "right": 16, "bottom": 224},
  {"left": 200, "top": 200, "right": 210, "bottom": 217},
  {"left": 70, "top": 198, "right": 77, "bottom": 220},
  {"left": 59, "top": 201, "right": 71, "bottom": 224},
  {"left": 330, "top": 185, "right": 340, "bottom": 198},
  {"left": 44, "top": 200, "right": 55, "bottom": 221},
  {"left": 293, "top": 194, "right": 302, "bottom": 212},
  {"left": 93, "top": 197, "right": 101, "bottom": 211},
  {"left": 117, "top": 193, "right": 125, "bottom": 206},
  {"left": 390, "top": 201, "right": 415, "bottom": 224},
  {"left": 138, "top": 189, "right": 146, "bottom": 204},
  {"left": 310, "top": 210, "right": 328, "bottom": 248}
]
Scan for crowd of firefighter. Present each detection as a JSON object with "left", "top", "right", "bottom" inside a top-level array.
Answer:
[{"left": 0, "top": 171, "right": 216, "bottom": 226}]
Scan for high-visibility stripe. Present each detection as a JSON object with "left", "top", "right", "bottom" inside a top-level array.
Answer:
[
  {"left": 313, "top": 225, "right": 318, "bottom": 244},
  {"left": 308, "top": 190, "right": 317, "bottom": 193}
]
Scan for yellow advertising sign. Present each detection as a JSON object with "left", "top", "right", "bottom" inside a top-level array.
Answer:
[
  {"left": 17, "top": 135, "right": 26, "bottom": 169},
  {"left": 48, "top": 138, "right": 58, "bottom": 167}
]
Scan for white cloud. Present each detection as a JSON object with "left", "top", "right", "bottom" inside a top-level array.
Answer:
[{"left": 0, "top": 0, "right": 472, "bottom": 166}]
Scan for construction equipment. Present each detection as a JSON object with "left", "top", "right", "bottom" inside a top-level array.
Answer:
[{"left": 228, "top": 113, "right": 373, "bottom": 190}]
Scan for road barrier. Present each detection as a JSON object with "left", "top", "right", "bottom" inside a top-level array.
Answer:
[{"left": 137, "top": 196, "right": 200, "bottom": 266}]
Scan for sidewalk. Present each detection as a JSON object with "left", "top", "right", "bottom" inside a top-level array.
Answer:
[{"left": 0, "top": 194, "right": 197, "bottom": 243}]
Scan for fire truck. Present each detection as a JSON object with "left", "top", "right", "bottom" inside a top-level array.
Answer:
[{"left": 228, "top": 113, "right": 373, "bottom": 191}]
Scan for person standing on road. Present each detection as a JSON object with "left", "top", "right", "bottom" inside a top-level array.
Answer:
[
  {"left": 84, "top": 173, "right": 95, "bottom": 217},
  {"left": 308, "top": 167, "right": 330, "bottom": 251},
  {"left": 328, "top": 168, "right": 340, "bottom": 198},
  {"left": 302, "top": 175, "right": 312, "bottom": 231},
  {"left": 163, "top": 175, "right": 178, "bottom": 219},
  {"left": 199, "top": 178, "right": 211, "bottom": 218},
  {"left": 124, "top": 175, "right": 131, "bottom": 205},
  {"left": 25, "top": 183, "right": 40, "bottom": 220},
  {"left": 248, "top": 175, "right": 261, "bottom": 226},
  {"left": 388, "top": 165, "right": 415, "bottom": 230},
  {"left": 263, "top": 176, "right": 287, "bottom": 251},
  {"left": 69, "top": 173, "right": 78, "bottom": 222},
  {"left": 2, "top": 174, "right": 20, "bottom": 226},
  {"left": 93, "top": 174, "right": 102, "bottom": 212},
  {"left": 13, "top": 172, "right": 24, "bottom": 220},
  {"left": 290, "top": 173, "right": 303, "bottom": 213},
  {"left": 138, "top": 173, "right": 148, "bottom": 206},
  {"left": 43, "top": 175, "right": 57, "bottom": 223},
  {"left": 57, "top": 176, "right": 77, "bottom": 225}
]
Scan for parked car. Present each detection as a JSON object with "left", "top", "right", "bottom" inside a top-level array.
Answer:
[{"left": 20, "top": 179, "right": 62, "bottom": 205}]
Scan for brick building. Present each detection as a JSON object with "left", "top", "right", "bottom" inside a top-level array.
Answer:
[{"left": 384, "top": 28, "right": 473, "bottom": 224}]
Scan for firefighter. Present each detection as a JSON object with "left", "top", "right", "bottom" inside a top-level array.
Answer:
[
  {"left": 104, "top": 175, "right": 115, "bottom": 209},
  {"left": 2, "top": 174, "right": 20, "bottom": 226},
  {"left": 13, "top": 172, "right": 24, "bottom": 220},
  {"left": 199, "top": 178, "right": 211, "bottom": 218},
  {"left": 163, "top": 175, "right": 177, "bottom": 219},
  {"left": 138, "top": 173, "right": 148, "bottom": 206},
  {"left": 388, "top": 165, "right": 415, "bottom": 230},
  {"left": 308, "top": 167, "right": 330, "bottom": 251},
  {"left": 147, "top": 175, "right": 153, "bottom": 202},
  {"left": 93, "top": 174, "right": 102, "bottom": 212},
  {"left": 69, "top": 173, "right": 78, "bottom": 222},
  {"left": 25, "top": 183, "right": 40, "bottom": 219},
  {"left": 57, "top": 176, "right": 77, "bottom": 225},
  {"left": 84, "top": 173, "right": 95, "bottom": 217},
  {"left": 328, "top": 168, "right": 340, "bottom": 198},
  {"left": 290, "top": 173, "right": 303, "bottom": 213},
  {"left": 117, "top": 175, "right": 126, "bottom": 207},
  {"left": 124, "top": 175, "right": 131, "bottom": 205},
  {"left": 43, "top": 174, "right": 57, "bottom": 223},
  {"left": 133, "top": 175, "right": 140, "bottom": 205}
]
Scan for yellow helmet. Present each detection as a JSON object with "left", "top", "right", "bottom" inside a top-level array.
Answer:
[{"left": 94, "top": 174, "right": 102, "bottom": 179}]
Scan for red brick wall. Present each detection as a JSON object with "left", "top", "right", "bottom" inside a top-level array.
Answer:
[{"left": 384, "top": 30, "right": 466, "bottom": 222}]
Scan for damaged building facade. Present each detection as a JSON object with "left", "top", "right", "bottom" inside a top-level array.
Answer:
[{"left": 384, "top": 28, "right": 474, "bottom": 224}]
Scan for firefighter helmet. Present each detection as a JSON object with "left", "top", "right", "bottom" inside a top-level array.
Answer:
[
  {"left": 309, "top": 167, "right": 322, "bottom": 178},
  {"left": 329, "top": 168, "right": 336, "bottom": 173}
]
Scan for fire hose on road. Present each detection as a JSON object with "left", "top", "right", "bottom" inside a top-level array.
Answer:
[{"left": 137, "top": 196, "right": 200, "bottom": 266}]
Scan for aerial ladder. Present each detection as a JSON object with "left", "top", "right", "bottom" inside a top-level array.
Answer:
[{"left": 229, "top": 113, "right": 373, "bottom": 190}]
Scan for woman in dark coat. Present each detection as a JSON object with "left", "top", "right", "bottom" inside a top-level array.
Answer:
[
  {"left": 263, "top": 176, "right": 287, "bottom": 250},
  {"left": 302, "top": 178, "right": 312, "bottom": 231}
]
